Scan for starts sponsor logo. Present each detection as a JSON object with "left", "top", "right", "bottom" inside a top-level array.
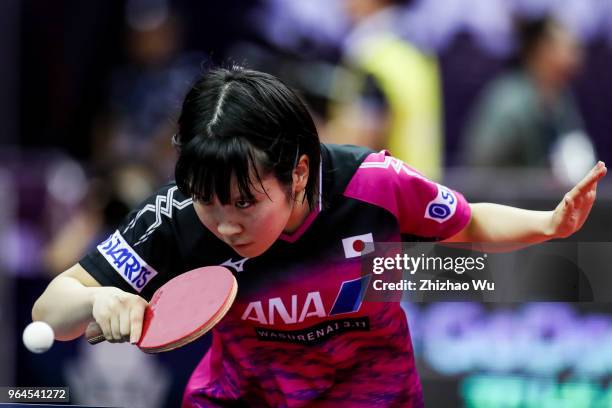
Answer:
[{"left": 97, "top": 230, "right": 158, "bottom": 292}]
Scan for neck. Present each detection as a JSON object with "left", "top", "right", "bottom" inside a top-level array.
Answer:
[
  {"left": 526, "top": 61, "right": 562, "bottom": 101},
  {"left": 283, "top": 194, "right": 312, "bottom": 234}
]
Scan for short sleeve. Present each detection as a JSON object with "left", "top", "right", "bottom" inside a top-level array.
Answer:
[
  {"left": 343, "top": 151, "right": 471, "bottom": 240},
  {"left": 79, "top": 185, "right": 186, "bottom": 299}
]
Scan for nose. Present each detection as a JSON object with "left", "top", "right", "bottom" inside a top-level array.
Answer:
[{"left": 217, "top": 221, "right": 243, "bottom": 239}]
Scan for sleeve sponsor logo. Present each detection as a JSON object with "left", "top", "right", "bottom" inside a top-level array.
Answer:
[
  {"left": 424, "top": 185, "right": 457, "bottom": 223},
  {"left": 96, "top": 230, "right": 158, "bottom": 292}
]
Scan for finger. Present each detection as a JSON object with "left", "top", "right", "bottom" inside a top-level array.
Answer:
[
  {"left": 575, "top": 161, "right": 607, "bottom": 194},
  {"left": 110, "top": 314, "right": 122, "bottom": 341},
  {"left": 582, "top": 185, "right": 597, "bottom": 204},
  {"left": 129, "top": 304, "right": 146, "bottom": 344},
  {"left": 119, "top": 307, "right": 131, "bottom": 341},
  {"left": 85, "top": 322, "right": 105, "bottom": 344},
  {"left": 571, "top": 178, "right": 601, "bottom": 208},
  {"left": 572, "top": 164, "right": 602, "bottom": 196},
  {"left": 100, "top": 317, "right": 112, "bottom": 342}
]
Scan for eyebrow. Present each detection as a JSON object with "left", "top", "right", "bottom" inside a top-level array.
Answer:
[
  {"left": 231, "top": 184, "right": 267, "bottom": 202},
  {"left": 232, "top": 195, "right": 257, "bottom": 202}
]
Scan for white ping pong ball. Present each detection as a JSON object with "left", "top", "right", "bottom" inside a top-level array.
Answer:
[{"left": 22, "top": 321, "right": 55, "bottom": 353}]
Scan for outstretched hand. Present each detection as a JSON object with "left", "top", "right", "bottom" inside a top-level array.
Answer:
[{"left": 550, "top": 161, "right": 607, "bottom": 239}]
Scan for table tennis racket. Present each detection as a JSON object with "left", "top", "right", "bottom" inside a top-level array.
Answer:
[{"left": 85, "top": 266, "right": 237, "bottom": 353}]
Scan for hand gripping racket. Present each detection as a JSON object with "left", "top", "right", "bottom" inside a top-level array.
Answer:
[{"left": 85, "top": 266, "right": 237, "bottom": 353}]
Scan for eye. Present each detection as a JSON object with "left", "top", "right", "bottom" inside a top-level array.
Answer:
[
  {"left": 193, "top": 197, "right": 213, "bottom": 206},
  {"left": 235, "top": 199, "right": 254, "bottom": 209}
]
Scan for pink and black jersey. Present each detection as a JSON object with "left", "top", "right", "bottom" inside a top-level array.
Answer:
[{"left": 80, "top": 144, "right": 471, "bottom": 407}]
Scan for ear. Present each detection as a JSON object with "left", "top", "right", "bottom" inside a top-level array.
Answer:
[{"left": 292, "top": 154, "right": 310, "bottom": 193}]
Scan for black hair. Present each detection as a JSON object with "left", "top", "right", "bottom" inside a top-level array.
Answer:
[
  {"left": 515, "top": 16, "right": 559, "bottom": 63},
  {"left": 174, "top": 66, "right": 320, "bottom": 209}
]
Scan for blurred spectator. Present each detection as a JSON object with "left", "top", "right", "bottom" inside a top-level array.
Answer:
[
  {"left": 65, "top": 340, "right": 170, "bottom": 408},
  {"left": 461, "top": 16, "right": 596, "bottom": 184},
  {"left": 43, "top": 163, "right": 154, "bottom": 277},
  {"left": 91, "top": 5, "right": 203, "bottom": 182},
  {"left": 325, "top": 0, "right": 444, "bottom": 180}
]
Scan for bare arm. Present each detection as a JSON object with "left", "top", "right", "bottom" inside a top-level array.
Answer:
[
  {"left": 446, "top": 203, "right": 555, "bottom": 244},
  {"left": 32, "top": 264, "right": 147, "bottom": 343},
  {"left": 445, "top": 161, "right": 607, "bottom": 244}
]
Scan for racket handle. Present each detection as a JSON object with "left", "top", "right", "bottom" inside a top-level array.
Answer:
[{"left": 85, "top": 322, "right": 106, "bottom": 345}]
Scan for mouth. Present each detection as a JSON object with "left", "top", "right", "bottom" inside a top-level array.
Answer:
[{"left": 233, "top": 242, "right": 252, "bottom": 249}]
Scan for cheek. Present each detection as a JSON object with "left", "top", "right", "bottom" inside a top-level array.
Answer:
[
  {"left": 193, "top": 206, "right": 226, "bottom": 241},
  {"left": 194, "top": 207, "right": 214, "bottom": 229},
  {"left": 247, "top": 202, "right": 292, "bottom": 241},
  {"left": 236, "top": 208, "right": 291, "bottom": 257}
]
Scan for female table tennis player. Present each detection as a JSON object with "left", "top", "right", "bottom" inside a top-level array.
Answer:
[{"left": 33, "top": 67, "right": 605, "bottom": 407}]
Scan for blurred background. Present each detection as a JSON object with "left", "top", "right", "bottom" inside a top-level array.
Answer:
[{"left": 1, "top": 0, "right": 612, "bottom": 406}]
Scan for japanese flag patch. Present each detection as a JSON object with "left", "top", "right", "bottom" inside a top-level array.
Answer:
[{"left": 342, "top": 233, "right": 374, "bottom": 258}]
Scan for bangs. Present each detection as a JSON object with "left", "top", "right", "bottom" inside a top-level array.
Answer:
[{"left": 175, "top": 136, "right": 267, "bottom": 204}]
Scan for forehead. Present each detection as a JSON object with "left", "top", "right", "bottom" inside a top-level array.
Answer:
[
  {"left": 547, "top": 24, "right": 577, "bottom": 44},
  {"left": 227, "top": 171, "right": 282, "bottom": 198}
]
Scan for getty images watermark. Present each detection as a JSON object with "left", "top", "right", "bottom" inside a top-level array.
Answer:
[
  {"left": 360, "top": 242, "right": 612, "bottom": 302},
  {"left": 371, "top": 252, "right": 491, "bottom": 292}
]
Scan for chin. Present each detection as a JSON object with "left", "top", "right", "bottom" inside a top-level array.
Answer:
[{"left": 235, "top": 244, "right": 268, "bottom": 258}]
